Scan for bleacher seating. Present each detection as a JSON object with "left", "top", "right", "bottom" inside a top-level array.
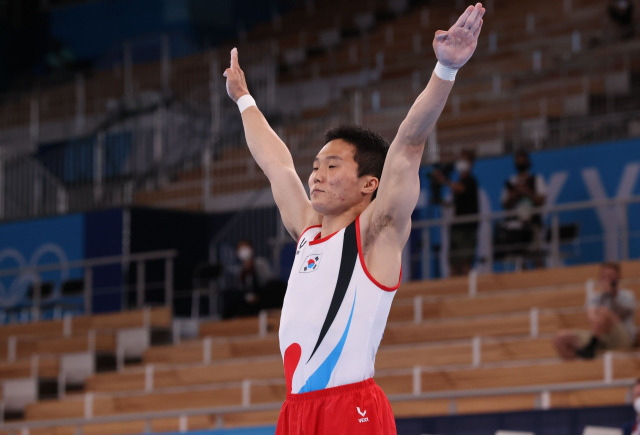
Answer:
[
  {"left": 0, "top": 260, "right": 636, "bottom": 434},
  {"left": 2, "top": 0, "right": 638, "bottom": 212},
  {"left": 1, "top": 0, "right": 640, "bottom": 432}
]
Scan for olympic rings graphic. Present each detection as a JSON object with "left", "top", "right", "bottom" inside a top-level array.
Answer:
[{"left": 0, "top": 244, "right": 69, "bottom": 308}]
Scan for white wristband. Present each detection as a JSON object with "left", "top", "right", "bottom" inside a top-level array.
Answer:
[
  {"left": 434, "top": 61, "right": 458, "bottom": 81},
  {"left": 237, "top": 94, "right": 257, "bottom": 113}
]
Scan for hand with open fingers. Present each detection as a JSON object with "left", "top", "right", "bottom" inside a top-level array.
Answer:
[
  {"left": 433, "top": 3, "right": 485, "bottom": 69},
  {"left": 223, "top": 47, "right": 249, "bottom": 103}
]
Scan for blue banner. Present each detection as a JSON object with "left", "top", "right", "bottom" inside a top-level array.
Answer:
[
  {"left": 418, "top": 138, "right": 640, "bottom": 277},
  {"left": 0, "top": 209, "right": 125, "bottom": 317},
  {"left": 0, "top": 214, "right": 85, "bottom": 311}
]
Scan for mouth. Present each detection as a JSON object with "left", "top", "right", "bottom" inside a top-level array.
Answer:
[{"left": 311, "top": 189, "right": 324, "bottom": 195}]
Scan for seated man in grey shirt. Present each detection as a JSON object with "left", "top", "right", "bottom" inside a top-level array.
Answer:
[{"left": 554, "top": 262, "right": 637, "bottom": 359}]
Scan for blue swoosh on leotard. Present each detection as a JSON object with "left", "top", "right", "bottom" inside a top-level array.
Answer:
[{"left": 298, "top": 290, "right": 356, "bottom": 393}]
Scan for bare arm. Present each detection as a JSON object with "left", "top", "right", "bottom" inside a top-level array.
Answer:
[
  {"left": 224, "top": 48, "right": 317, "bottom": 240},
  {"left": 372, "top": 4, "right": 485, "bottom": 240}
]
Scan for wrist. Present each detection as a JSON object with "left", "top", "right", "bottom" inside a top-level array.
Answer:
[
  {"left": 434, "top": 61, "right": 458, "bottom": 81},
  {"left": 237, "top": 94, "right": 256, "bottom": 113}
]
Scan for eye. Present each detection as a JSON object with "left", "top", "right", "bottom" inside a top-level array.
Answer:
[
  {"left": 328, "top": 165, "right": 336, "bottom": 169},
  {"left": 312, "top": 167, "right": 318, "bottom": 171}
]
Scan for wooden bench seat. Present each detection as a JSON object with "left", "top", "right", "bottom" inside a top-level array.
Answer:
[
  {"left": 94, "top": 334, "right": 568, "bottom": 396},
  {"left": 0, "top": 356, "right": 59, "bottom": 380},
  {"left": 420, "top": 359, "right": 604, "bottom": 392},
  {"left": 71, "top": 306, "right": 172, "bottom": 333},
  {"left": 25, "top": 385, "right": 244, "bottom": 421}
]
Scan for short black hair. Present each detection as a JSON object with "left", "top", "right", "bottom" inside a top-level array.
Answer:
[{"left": 323, "top": 125, "right": 389, "bottom": 199}]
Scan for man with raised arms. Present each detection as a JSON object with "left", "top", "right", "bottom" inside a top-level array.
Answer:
[{"left": 224, "top": 4, "right": 485, "bottom": 434}]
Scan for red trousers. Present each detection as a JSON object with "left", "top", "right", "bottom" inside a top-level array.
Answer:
[{"left": 275, "top": 379, "right": 397, "bottom": 435}]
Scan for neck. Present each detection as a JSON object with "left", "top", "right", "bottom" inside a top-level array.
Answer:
[{"left": 320, "top": 201, "right": 368, "bottom": 237}]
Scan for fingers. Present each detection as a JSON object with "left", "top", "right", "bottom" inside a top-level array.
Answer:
[
  {"left": 471, "top": 7, "right": 486, "bottom": 30},
  {"left": 230, "top": 47, "right": 240, "bottom": 69},
  {"left": 454, "top": 5, "right": 474, "bottom": 27},
  {"left": 472, "top": 19, "right": 483, "bottom": 37},
  {"left": 470, "top": 9, "right": 484, "bottom": 34},
  {"left": 465, "top": 3, "right": 483, "bottom": 28}
]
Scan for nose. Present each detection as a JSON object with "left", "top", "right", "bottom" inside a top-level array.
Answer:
[{"left": 313, "top": 166, "right": 325, "bottom": 183}]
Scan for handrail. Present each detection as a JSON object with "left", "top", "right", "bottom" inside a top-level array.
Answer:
[
  {"left": 0, "top": 249, "right": 177, "bottom": 315},
  {"left": 1, "top": 376, "right": 635, "bottom": 431},
  {"left": 412, "top": 195, "right": 640, "bottom": 229},
  {"left": 269, "top": 194, "right": 640, "bottom": 275},
  {"left": 0, "top": 249, "right": 178, "bottom": 278}
]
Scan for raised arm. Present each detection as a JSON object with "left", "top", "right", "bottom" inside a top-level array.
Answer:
[
  {"left": 372, "top": 3, "right": 485, "bottom": 241},
  {"left": 224, "top": 48, "right": 317, "bottom": 240}
]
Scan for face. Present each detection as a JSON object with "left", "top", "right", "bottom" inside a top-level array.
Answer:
[
  {"left": 600, "top": 266, "right": 620, "bottom": 292},
  {"left": 515, "top": 155, "right": 530, "bottom": 172},
  {"left": 634, "top": 383, "right": 640, "bottom": 400},
  {"left": 456, "top": 158, "right": 472, "bottom": 175},
  {"left": 308, "top": 139, "right": 377, "bottom": 215},
  {"left": 236, "top": 242, "right": 253, "bottom": 261}
]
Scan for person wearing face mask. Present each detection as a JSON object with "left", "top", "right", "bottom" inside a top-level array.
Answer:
[
  {"left": 433, "top": 149, "right": 479, "bottom": 276},
  {"left": 623, "top": 379, "right": 640, "bottom": 435},
  {"left": 554, "top": 262, "right": 636, "bottom": 360},
  {"left": 224, "top": 240, "right": 276, "bottom": 318},
  {"left": 499, "top": 149, "right": 547, "bottom": 268}
]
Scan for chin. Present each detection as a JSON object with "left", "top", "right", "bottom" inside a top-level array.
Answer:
[
  {"left": 311, "top": 200, "right": 351, "bottom": 217},
  {"left": 311, "top": 201, "right": 329, "bottom": 215}
]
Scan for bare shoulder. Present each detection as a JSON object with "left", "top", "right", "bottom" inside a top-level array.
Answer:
[{"left": 290, "top": 210, "right": 323, "bottom": 242}]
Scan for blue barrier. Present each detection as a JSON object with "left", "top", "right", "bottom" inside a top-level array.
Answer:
[{"left": 417, "top": 138, "right": 640, "bottom": 278}]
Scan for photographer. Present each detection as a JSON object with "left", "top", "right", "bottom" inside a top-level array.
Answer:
[
  {"left": 432, "top": 150, "right": 479, "bottom": 276},
  {"left": 498, "top": 150, "right": 546, "bottom": 267},
  {"left": 554, "top": 262, "right": 636, "bottom": 359}
]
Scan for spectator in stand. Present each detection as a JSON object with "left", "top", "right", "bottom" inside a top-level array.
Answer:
[
  {"left": 433, "top": 149, "right": 479, "bottom": 276},
  {"left": 499, "top": 150, "right": 547, "bottom": 267},
  {"left": 234, "top": 240, "right": 275, "bottom": 314},
  {"left": 623, "top": 378, "right": 640, "bottom": 435},
  {"left": 554, "top": 262, "right": 637, "bottom": 360}
]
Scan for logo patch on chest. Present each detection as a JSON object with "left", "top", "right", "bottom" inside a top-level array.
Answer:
[{"left": 299, "top": 254, "right": 322, "bottom": 273}]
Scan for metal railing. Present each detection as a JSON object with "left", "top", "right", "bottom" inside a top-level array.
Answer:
[
  {"left": 407, "top": 195, "right": 640, "bottom": 279},
  {"left": 0, "top": 14, "right": 638, "bottom": 222},
  {"left": 0, "top": 362, "right": 635, "bottom": 433},
  {"left": 0, "top": 250, "right": 177, "bottom": 320}
]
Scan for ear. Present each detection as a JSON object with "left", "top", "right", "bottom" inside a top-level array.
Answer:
[{"left": 361, "top": 176, "right": 379, "bottom": 196}]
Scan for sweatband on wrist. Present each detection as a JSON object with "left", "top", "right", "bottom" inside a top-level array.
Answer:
[
  {"left": 237, "top": 94, "right": 256, "bottom": 113},
  {"left": 434, "top": 61, "right": 458, "bottom": 81}
]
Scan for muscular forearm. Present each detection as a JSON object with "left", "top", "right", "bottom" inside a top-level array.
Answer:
[
  {"left": 240, "top": 107, "right": 296, "bottom": 178},
  {"left": 395, "top": 72, "right": 454, "bottom": 147}
]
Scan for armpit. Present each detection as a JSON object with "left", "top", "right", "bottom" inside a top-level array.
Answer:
[{"left": 363, "top": 213, "right": 393, "bottom": 252}]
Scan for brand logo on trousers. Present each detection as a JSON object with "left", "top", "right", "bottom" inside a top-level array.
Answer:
[{"left": 357, "top": 407, "right": 369, "bottom": 423}]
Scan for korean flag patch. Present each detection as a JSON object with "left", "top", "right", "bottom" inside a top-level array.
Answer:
[{"left": 300, "top": 254, "right": 322, "bottom": 273}]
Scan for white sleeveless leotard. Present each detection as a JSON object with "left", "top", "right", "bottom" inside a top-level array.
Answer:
[{"left": 279, "top": 216, "right": 401, "bottom": 394}]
